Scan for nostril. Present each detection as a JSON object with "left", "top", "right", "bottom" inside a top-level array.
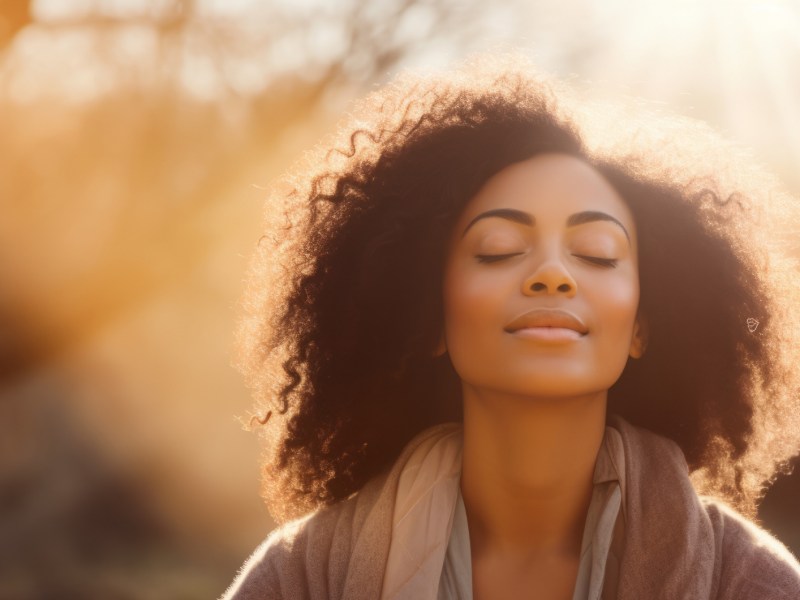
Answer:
[
  {"left": 531, "top": 282, "right": 547, "bottom": 292},
  {"left": 557, "top": 283, "right": 571, "bottom": 293}
]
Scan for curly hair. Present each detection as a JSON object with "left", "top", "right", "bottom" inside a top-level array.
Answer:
[{"left": 237, "top": 56, "right": 800, "bottom": 522}]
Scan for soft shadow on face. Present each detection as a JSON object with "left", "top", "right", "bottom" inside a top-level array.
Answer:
[{"left": 442, "top": 153, "right": 645, "bottom": 401}]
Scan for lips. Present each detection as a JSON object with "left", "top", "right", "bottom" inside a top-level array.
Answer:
[{"left": 504, "top": 308, "right": 589, "bottom": 336}]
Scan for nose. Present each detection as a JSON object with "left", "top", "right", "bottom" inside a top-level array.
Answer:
[{"left": 522, "top": 256, "right": 577, "bottom": 297}]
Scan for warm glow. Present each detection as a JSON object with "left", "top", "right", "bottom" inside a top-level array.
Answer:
[{"left": 2, "top": 0, "right": 798, "bottom": 596}]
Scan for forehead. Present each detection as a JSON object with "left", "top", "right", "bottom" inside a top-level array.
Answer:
[{"left": 458, "top": 153, "right": 635, "bottom": 236}]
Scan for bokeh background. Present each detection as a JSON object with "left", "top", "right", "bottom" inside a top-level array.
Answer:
[{"left": 1, "top": 0, "right": 798, "bottom": 598}]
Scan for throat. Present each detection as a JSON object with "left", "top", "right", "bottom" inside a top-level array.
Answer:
[{"left": 459, "top": 388, "right": 606, "bottom": 555}]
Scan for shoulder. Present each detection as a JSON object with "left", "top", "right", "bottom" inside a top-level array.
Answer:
[
  {"left": 702, "top": 497, "right": 800, "bottom": 599},
  {"left": 220, "top": 512, "right": 316, "bottom": 600},
  {"left": 608, "top": 417, "right": 799, "bottom": 598},
  {"left": 220, "top": 470, "right": 391, "bottom": 600},
  {"left": 220, "top": 423, "right": 462, "bottom": 600}
]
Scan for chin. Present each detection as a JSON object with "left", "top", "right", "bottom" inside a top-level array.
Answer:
[
  {"left": 514, "top": 387, "right": 609, "bottom": 401},
  {"left": 485, "top": 371, "right": 619, "bottom": 401}
]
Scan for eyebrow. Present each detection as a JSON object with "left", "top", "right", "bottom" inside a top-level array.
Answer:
[
  {"left": 567, "top": 210, "right": 630, "bottom": 242},
  {"left": 462, "top": 208, "right": 533, "bottom": 236},
  {"left": 462, "top": 208, "right": 630, "bottom": 243}
]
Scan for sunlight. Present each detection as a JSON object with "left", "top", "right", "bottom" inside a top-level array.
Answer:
[
  {"left": 563, "top": 0, "right": 800, "bottom": 186},
  {"left": 19, "top": 0, "right": 800, "bottom": 181}
]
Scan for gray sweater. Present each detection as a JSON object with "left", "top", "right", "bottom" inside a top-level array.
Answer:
[{"left": 223, "top": 418, "right": 800, "bottom": 599}]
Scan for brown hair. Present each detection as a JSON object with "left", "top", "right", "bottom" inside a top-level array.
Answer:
[{"left": 237, "top": 56, "right": 800, "bottom": 521}]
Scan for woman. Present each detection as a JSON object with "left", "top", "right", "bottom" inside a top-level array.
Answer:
[{"left": 224, "top": 57, "right": 800, "bottom": 599}]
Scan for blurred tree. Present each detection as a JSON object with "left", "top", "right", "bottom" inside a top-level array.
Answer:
[
  {"left": 0, "top": 0, "right": 31, "bottom": 48},
  {"left": 0, "top": 0, "right": 531, "bottom": 380},
  {"left": 0, "top": 1, "right": 537, "bottom": 596}
]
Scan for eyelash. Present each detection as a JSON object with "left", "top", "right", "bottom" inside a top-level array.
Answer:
[
  {"left": 475, "top": 253, "right": 618, "bottom": 268},
  {"left": 475, "top": 253, "right": 524, "bottom": 263},
  {"left": 573, "top": 255, "right": 618, "bottom": 268}
]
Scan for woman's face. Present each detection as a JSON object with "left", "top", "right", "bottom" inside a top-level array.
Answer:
[{"left": 442, "top": 153, "right": 644, "bottom": 400}]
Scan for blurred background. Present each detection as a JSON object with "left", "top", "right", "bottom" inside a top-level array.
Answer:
[{"left": 0, "top": 0, "right": 798, "bottom": 597}]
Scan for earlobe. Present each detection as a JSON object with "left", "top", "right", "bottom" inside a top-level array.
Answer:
[
  {"left": 433, "top": 332, "right": 447, "bottom": 357},
  {"left": 629, "top": 316, "right": 649, "bottom": 359}
]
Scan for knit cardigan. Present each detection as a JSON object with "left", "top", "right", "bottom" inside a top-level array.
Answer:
[{"left": 222, "top": 418, "right": 800, "bottom": 599}]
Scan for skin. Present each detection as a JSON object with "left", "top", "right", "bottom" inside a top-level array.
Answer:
[{"left": 441, "top": 153, "right": 646, "bottom": 599}]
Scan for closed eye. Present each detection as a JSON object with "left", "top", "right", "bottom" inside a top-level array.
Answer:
[
  {"left": 573, "top": 254, "right": 618, "bottom": 268},
  {"left": 475, "top": 252, "right": 524, "bottom": 264}
]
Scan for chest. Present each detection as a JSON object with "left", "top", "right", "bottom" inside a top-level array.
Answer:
[{"left": 472, "top": 553, "right": 580, "bottom": 600}]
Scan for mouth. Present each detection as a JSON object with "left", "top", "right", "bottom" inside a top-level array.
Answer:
[{"left": 504, "top": 309, "right": 589, "bottom": 341}]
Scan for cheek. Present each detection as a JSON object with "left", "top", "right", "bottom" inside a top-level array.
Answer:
[
  {"left": 443, "top": 265, "right": 508, "bottom": 332},
  {"left": 588, "top": 272, "right": 640, "bottom": 340},
  {"left": 442, "top": 267, "right": 505, "bottom": 365}
]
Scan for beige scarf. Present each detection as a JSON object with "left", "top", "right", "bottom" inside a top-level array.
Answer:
[
  {"left": 381, "top": 424, "right": 624, "bottom": 600},
  {"left": 222, "top": 418, "right": 800, "bottom": 599}
]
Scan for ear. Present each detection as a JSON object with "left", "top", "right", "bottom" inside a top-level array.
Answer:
[
  {"left": 629, "top": 314, "right": 648, "bottom": 359},
  {"left": 433, "top": 331, "right": 447, "bottom": 357}
]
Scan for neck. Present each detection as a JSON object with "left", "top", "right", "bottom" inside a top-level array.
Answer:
[{"left": 460, "top": 386, "right": 607, "bottom": 558}]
